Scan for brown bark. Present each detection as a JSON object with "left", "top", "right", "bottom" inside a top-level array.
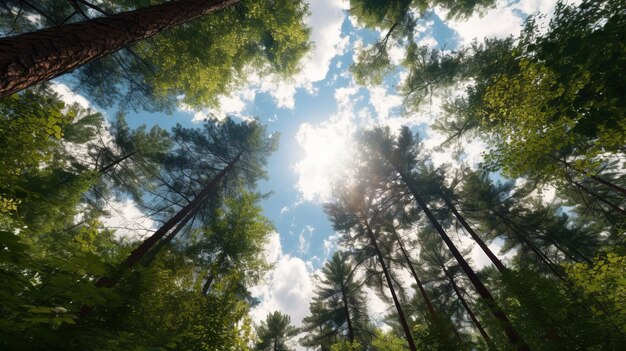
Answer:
[
  {"left": 141, "top": 208, "right": 196, "bottom": 268},
  {"left": 365, "top": 223, "right": 417, "bottom": 351},
  {"left": 96, "top": 151, "right": 241, "bottom": 287},
  {"left": 0, "top": 0, "right": 239, "bottom": 97},
  {"left": 395, "top": 169, "right": 529, "bottom": 351}
]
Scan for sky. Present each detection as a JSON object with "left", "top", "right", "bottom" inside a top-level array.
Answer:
[{"left": 52, "top": 0, "right": 562, "bottom": 347}]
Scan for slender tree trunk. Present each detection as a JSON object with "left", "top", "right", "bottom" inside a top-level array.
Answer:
[
  {"left": 365, "top": 223, "right": 417, "bottom": 351},
  {"left": 393, "top": 230, "right": 438, "bottom": 319},
  {"left": 98, "top": 151, "right": 136, "bottom": 174},
  {"left": 340, "top": 284, "right": 355, "bottom": 344},
  {"left": 490, "top": 210, "right": 565, "bottom": 280},
  {"left": 442, "top": 193, "right": 507, "bottom": 274},
  {"left": 96, "top": 151, "right": 241, "bottom": 287},
  {"left": 570, "top": 179, "right": 626, "bottom": 216},
  {"left": 589, "top": 174, "right": 626, "bottom": 197},
  {"left": 202, "top": 252, "right": 226, "bottom": 294},
  {"left": 0, "top": 0, "right": 239, "bottom": 97},
  {"left": 443, "top": 266, "right": 495, "bottom": 350},
  {"left": 396, "top": 170, "right": 529, "bottom": 351},
  {"left": 551, "top": 156, "right": 626, "bottom": 196}
]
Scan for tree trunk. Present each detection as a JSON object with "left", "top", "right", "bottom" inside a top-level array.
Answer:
[
  {"left": 0, "top": 0, "right": 239, "bottom": 97},
  {"left": 443, "top": 266, "right": 495, "bottom": 350},
  {"left": 202, "top": 252, "right": 226, "bottom": 294},
  {"left": 393, "top": 230, "right": 438, "bottom": 319},
  {"left": 340, "top": 284, "right": 355, "bottom": 344},
  {"left": 490, "top": 209, "right": 565, "bottom": 280},
  {"left": 141, "top": 209, "right": 196, "bottom": 267},
  {"left": 396, "top": 169, "right": 529, "bottom": 351},
  {"left": 442, "top": 193, "right": 507, "bottom": 274},
  {"left": 551, "top": 156, "right": 626, "bottom": 196},
  {"left": 96, "top": 151, "right": 241, "bottom": 287},
  {"left": 365, "top": 224, "right": 417, "bottom": 351},
  {"left": 98, "top": 151, "right": 136, "bottom": 174},
  {"left": 570, "top": 179, "right": 626, "bottom": 216}
]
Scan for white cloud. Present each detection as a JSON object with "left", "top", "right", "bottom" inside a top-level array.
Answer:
[
  {"left": 100, "top": 198, "right": 156, "bottom": 241},
  {"left": 50, "top": 82, "right": 91, "bottom": 109},
  {"left": 251, "top": 232, "right": 314, "bottom": 328},
  {"left": 440, "top": 0, "right": 524, "bottom": 45},
  {"left": 367, "top": 86, "right": 402, "bottom": 122},
  {"left": 298, "top": 225, "right": 315, "bottom": 254}
]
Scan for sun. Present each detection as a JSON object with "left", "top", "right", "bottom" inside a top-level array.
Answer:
[{"left": 293, "top": 120, "right": 356, "bottom": 202}]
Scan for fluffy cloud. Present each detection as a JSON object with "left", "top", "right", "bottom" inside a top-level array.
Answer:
[
  {"left": 183, "top": 0, "right": 349, "bottom": 118},
  {"left": 251, "top": 232, "right": 314, "bottom": 328},
  {"left": 50, "top": 82, "right": 92, "bottom": 109},
  {"left": 100, "top": 198, "right": 157, "bottom": 241},
  {"left": 441, "top": 0, "right": 564, "bottom": 46}
]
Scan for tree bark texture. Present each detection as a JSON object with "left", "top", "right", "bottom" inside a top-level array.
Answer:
[{"left": 0, "top": 0, "right": 239, "bottom": 97}]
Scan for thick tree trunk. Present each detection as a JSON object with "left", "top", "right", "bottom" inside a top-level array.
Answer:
[
  {"left": 96, "top": 151, "right": 241, "bottom": 287},
  {"left": 394, "top": 230, "right": 438, "bottom": 319},
  {"left": 340, "top": 284, "right": 355, "bottom": 344},
  {"left": 443, "top": 266, "right": 495, "bottom": 350},
  {"left": 442, "top": 193, "right": 508, "bottom": 274},
  {"left": 396, "top": 169, "right": 529, "bottom": 351},
  {"left": 141, "top": 209, "right": 196, "bottom": 267},
  {"left": 0, "top": 0, "right": 239, "bottom": 97},
  {"left": 365, "top": 224, "right": 417, "bottom": 351}
]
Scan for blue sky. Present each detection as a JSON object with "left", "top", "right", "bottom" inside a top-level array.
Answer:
[{"left": 52, "top": 0, "right": 563, "bottom": 344}]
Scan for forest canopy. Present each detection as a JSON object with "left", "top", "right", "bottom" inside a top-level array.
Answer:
[{"left": 0, "top": 0, "right": 624, "bottom": 350}]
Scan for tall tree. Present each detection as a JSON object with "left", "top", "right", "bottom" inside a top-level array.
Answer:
[
  {"left": 360, "top": 126, "right": 529, "bottom": 350},
  {"left": 301, "top": 252, "right": 370, "bottom": 349},
  {"left": 97, "top": 117, "right": 277, "bottom": 286},
  {"left": 0, "top": 0, "right": 311, "bottom": 112},
  {"left": 255, "top": 311, "right": 299, "bottom": 351},
  {"left": 326, "top": 181, "right": 418, "bottom": 351}
]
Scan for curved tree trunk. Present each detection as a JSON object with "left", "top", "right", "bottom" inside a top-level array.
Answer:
[
  {"left": 395, "top": 169, "right": 529, "bottom": 351},
  {"left": 0, "top": 0, "right": 239, "bottom": 97},
  {"left": 365, "top": 223, "right": 417, "bottom": 351}
]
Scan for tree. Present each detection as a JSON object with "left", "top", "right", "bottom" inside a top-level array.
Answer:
[
  {"left": 97, "top": 117, "right": 278, "bottom": 286},
  {"left": 301, "top": 252, "right": 371, "bottom": 349},
  {"left": 326, "top": 181, "right": 418, "bottom": 351},
  {"left": 359, "top": 126, "right": 529, "bottom": 350},
  {"left": 255, "top": 311, "right": 299, "bottom": 351},
  {"left": 0, "top": 0, "right": 311, "bottom": 112}
]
